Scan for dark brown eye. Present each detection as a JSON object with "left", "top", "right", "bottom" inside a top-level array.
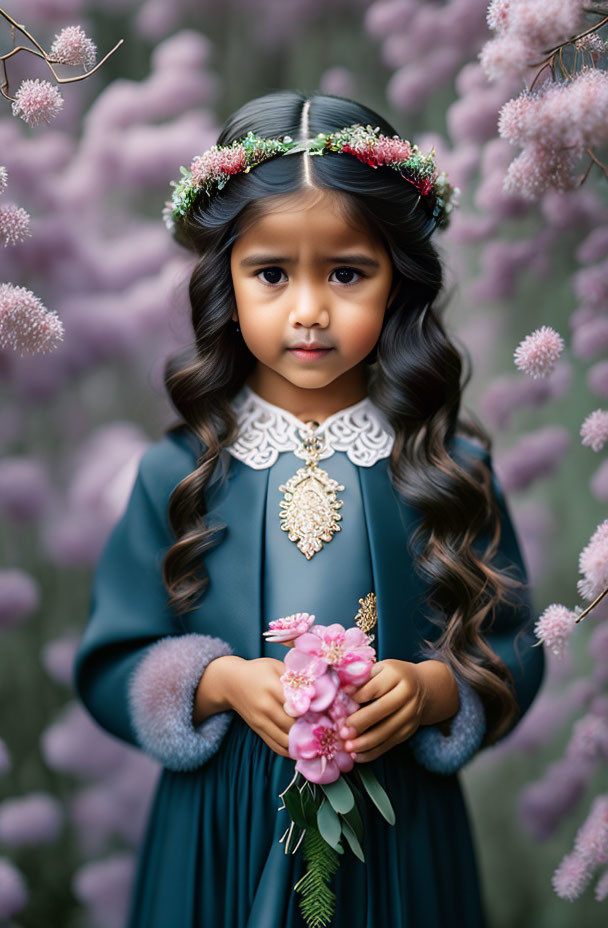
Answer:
[
  {"left": 257, "top": 267, "right": 285, "bottom": 285},
  {"left": 332, "top": 267, "right": 363, "bottom": 285}
]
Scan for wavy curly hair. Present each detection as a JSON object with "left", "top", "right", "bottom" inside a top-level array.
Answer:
[{"left": 161, "top": 89, "right": 530, "bottom": 747}]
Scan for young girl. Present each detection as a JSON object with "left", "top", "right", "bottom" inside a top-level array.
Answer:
[{"left": 73, "top": 91, "right": 545, "bottom": 928}]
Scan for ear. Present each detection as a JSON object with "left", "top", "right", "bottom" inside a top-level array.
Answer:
[
  {"left": 386, "top": 277, "right": 400, "bottom": 312},
  {"left": 231, "top": 309, "right": 239, "bottom": 323}
]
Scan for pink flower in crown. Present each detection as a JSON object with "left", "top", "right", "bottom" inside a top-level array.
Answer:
[
  {"left": 280, "top": 654, "right": 340, "bottom": 718},
  {"left": 294, "top": 623, "right": 376, "bottom": 687},
  {"left": 263, "top": 612, "right": 315, "bottom": 643},
  {"left": 375, "top": 136, "right": 413, "bottom": 165},
  {"left": 289, "top": 711, "right": 355, "bottom": 784},
  {"left": 190, "top": 146, "right": 247, "bottom": 187}
]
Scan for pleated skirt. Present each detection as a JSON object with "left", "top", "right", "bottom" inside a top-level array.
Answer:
[{"left": 126, "top": 713, "right": 487, "bottom": 928}]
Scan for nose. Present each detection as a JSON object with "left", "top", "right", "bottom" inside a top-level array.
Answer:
[{"left": 288, "top": 280, "right": 330, "bottom": 328}]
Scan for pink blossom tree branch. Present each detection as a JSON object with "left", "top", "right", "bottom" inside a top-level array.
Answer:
[{"left": 0, "top": 8, "right": 124, "bottom": 103}]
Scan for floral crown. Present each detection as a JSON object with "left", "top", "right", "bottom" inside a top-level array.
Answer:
[{"left": 163, "top": 123, "right": 460, "bottom": 236}]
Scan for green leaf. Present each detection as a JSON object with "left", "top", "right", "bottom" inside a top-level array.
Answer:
[
  {"left": 341, "top": 819, "right": 365, "bottom": 863},
  {"left": 340, "top": 802, "right": 364, "bottom": 846},
  {"left": 355, "top": 766, "right": 396, "bottom": 825},
  {"left": 320, "top": 776, "right": 355, "bottom": 814},
  {"left": 300, "top": 782, "right": 318, "bottom": 828},
  {"left": 282, "top": 781, "right": 308, "bottom": 829},
  {"left": 316, "top": 798, "right": 342, "bottom": 850}
]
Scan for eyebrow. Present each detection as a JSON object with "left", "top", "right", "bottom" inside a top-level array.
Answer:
[{"left": 239, "top": 253, "right": 381, "bottom": 268}]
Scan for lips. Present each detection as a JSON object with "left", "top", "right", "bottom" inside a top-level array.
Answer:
[
  {"left": 289, "top": 343, "right": 332, "bottom": 351},
  {"left": 288, "top": 345, "right": 334, "bottom": 361}
]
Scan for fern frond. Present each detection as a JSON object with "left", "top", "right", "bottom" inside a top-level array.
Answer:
[{"left": 293, "top": 826, "right": 341, "bottom": 928}]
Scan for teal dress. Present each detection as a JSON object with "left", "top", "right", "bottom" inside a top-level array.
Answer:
[{"left": 73, "top": 391, "right": 545, "bottom": 928}]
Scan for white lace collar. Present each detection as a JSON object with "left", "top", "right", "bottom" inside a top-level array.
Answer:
[{"left": 226, "top": 383, "right": 395, "bottom": 470}]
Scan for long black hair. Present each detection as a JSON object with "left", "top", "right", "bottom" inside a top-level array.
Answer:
[{"left": 162, "top": 90, "right": 527, "bottom": 747}]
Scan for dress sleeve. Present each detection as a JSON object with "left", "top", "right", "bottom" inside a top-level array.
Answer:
[
  {"left": 407, "top": 442, "right": 546, "bottom": 775},
  {"left": 72, "top": 433, "right": 235, "bottom": 773}
]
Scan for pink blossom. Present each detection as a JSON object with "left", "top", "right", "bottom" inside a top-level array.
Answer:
[
  {"left": 494, "top": 0, "right": 583, "bottom": 47},
  {"left": 319, "top": 66, "right": 356, "bottom": 99},
  {"left": 572, "top": 259, "right": 608, "bottom": 309},
  {"left": 289, "top": 711, "right": 355, "bottom": 784},
  {"left": 72, "top": 852, "right": 136, "bottom": 928},
  {"left": 567, "top": 714, "right": 608, "bottom": 764},
  {"left": 69, "top": 752, "right": 159, "bottom": 855},
  {"left": 40, "top": 633, "right": 80, "bottom": 686},
  {"left": 577, "top": 225, "right": 608, "bottom": 265},
  {"left": 0, "top": 283, "right": 64, "bottom": 355},
  {"left": 0, "top": 455, "right": 51, "bottom": 521},
  {"left": 50, "top": 25, "right": 97, "bottom": 71},
  {"left": 11, "top": 78, "right": 64, "bottom": 127},
  {"left": 0, "top": 568, "right": 40, "bottom": 627},
  {"left": 588, "top": 360, "right": 608, "bottom": 399},
  {"left": 280, "top": 652, "right": 340, "bottom": 718},
  {"left": 552, "top": 850, "right": 593, "bottom": 901},
  {"left": 573, "top": 316, "right": 608, "bottom": 361},
  {"left": 574, "top": 794, "right": 608, "bottom": 864},
  {"left": 479, "top": 34, "right": 540, "bottom": 82},
  {"left": 0, "top": 203, "right": 31, "bottom": 246},
  {"left": 0, "top": 857, "right": 28, "bottom": 920},
  {"left": 566, "top": 67, "right": 608, "bottom": 149},
  {"left": 263, "top": 611, "right": 315, "bottom": 643},
  {"left": 364, "top": 1, "right": 414, "bottom": 36},
  {"left": 0, "top": 792, "right": 63, "bottom": 846},
  {"left": 326, "top": 686, "right": 359, "bottom": 724},
  {"left": 581, "top": 410, "right": 608, "bottom": 453},
  {"left": 514, "top": 325, "right": 565, "bottom": 378},
  {"left": 577, "top": 520, "right": 608, "bottom": 601},
  {"left": 596, "top": 866, "right": 608, "bottom": 901},
  {"left": 41, "top": 702, "right": 128, "bottom": 780},
  {"left": 534, "top": 604, "right": 578, "bottom": 658},
  {"left": 294, "top": 623, "right": 376, "bottom": 687},
  {"left": 495, "top": 426, "right": 570, "bottom": 491},
  {"left": 574, "top": 34, "right": 608, "bottom": 58},
  {"left": 503, "top": 143, "right": 579, "bottom": 200},
  {"left": 486, "top": 0, "right": 511, "bottom": 33},
  {"left": 518, "top": 756, "right": 594, "bottom": 839}
]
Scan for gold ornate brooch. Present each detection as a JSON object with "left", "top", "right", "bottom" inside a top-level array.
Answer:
[
  {"left": 278, "top": 421, "right": 344, "bottom": 560},
  {"left": 353, "top": 592, "right": 377, "bottom": 633}
]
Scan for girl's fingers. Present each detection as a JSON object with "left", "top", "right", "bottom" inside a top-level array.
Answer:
[
  {"left": 343, "top": 687, "right": 403, "bottom": 738},
  {"left": 343, "top": 704, "right": 411, "bottom": 755},
  {"left": 263, "top": 721, "right": 291, "bottom": 755}
]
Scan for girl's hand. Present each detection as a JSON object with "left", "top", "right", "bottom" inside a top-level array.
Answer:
[
  {"left": 337, "top": 659, "right": 427, "bottom": 763},
  {"left": 224, "top": 657, "right": 294, "bottom": 759}
]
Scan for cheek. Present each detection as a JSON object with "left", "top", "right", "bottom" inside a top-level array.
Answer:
[{"left": 339, "top": 307, "right": 385, "bottom": 356}]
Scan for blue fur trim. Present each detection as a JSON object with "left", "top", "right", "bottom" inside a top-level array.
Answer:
[
  {"left": 127, "top": 633, "right": 235, "bottom": 772},
  {"left": 407, "top": 672, "right": 486, "bottom": 775}
]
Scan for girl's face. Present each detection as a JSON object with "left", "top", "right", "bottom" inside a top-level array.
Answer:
[{"left": 230, "top": 187, "right": 396, "bottom": 403}]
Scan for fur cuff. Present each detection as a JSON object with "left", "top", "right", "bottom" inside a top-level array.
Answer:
[
  {"left": 128, "top": 633, "right": 235, "bottom": 772},
  {"left": 407, "top": 672, "right": 486, "bottom": 775}
]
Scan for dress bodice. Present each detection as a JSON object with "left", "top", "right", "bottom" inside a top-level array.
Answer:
[{"left": 225, "top": 384, "right": 396, "bottom": 661}]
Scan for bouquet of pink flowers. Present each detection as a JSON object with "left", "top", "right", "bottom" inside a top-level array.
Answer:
[{"left": 263, "top": 612, "right": 396, "bottom": 928}]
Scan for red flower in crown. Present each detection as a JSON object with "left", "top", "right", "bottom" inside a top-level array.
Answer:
[
  {"left": 338, "top": 133, "right": 414, "bottom": 169},
  {"left": 190, "top": 145, "right": 247, "bottom": 187}
]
